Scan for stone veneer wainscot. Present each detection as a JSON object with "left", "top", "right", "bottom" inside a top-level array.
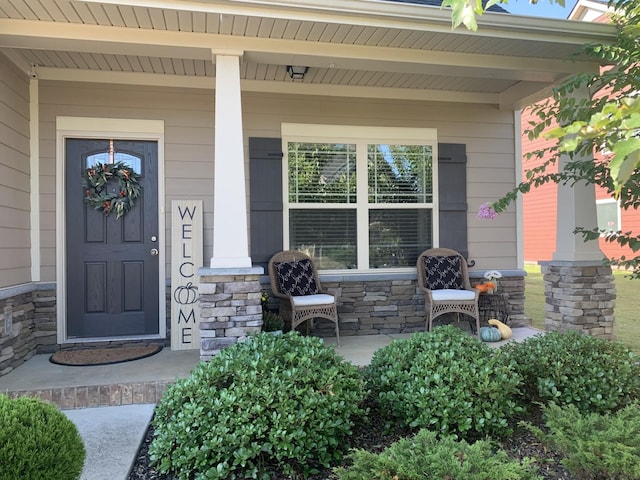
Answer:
[
  {"left": 197, "top": 267, "right": 264, "bottom": 361},
  {"left": 541, "top": 262, "right": 615, "bottom": 339},
  {"left": 263, "top": 270, "right": 529, "bottom": 339}
]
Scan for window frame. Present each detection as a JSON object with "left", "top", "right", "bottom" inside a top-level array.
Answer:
[
  {"left": 596, "top": 198, "right": 621, "bottom": 236},
  {"left": 282, "top": 123, "right": 439, "bottom": 273}
]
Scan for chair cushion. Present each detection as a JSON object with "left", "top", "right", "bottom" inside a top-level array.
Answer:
[
  {"left": 423, "top": 255, "right": 464, "bottom": 290},
  {"left": 431, "top": 289, "right": 476, "bottom": 301},
  {"left": 274, "top": 259, "right": 320, "bottom": 296},
  {"left": 292, "top": 294, "right": 335, "bottom": 306}
]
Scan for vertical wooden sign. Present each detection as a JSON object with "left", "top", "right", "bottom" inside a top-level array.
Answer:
[{"left": 171, "top": 200, "right": 203, "bottom": 350}]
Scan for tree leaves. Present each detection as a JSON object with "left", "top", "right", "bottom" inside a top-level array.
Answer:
[{"left": 451, "top": 0, "right": 640, "bottom": 276}]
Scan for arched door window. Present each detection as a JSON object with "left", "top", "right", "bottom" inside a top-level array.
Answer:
[{"left": 85, "top": 139, "right": 142, "bottom": 173}]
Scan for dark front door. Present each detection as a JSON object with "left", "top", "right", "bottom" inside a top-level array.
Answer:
[{"left": 65, "top": 139, "right": 159, "bottom": 339}]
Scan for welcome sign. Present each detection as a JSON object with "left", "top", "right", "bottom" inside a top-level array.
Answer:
[{"left": 171, "top": 200, "right": 203, "bottom": 350}]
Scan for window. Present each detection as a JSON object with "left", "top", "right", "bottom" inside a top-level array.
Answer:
[
  {"left": 283, "top": 125, "right": 437, "bottom": 271},
  {"left": 596, "top": 199, "right": 621, "bottom": 235}
]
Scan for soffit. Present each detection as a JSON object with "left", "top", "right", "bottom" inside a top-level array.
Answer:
[{"left": 0, "top": 0, "right": 618, "bottom": 108}]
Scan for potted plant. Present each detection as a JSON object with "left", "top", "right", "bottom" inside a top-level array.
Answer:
[
  {"left": 261, "top": 290, "right": 284, "bottom": 334},
  {"left": 262, "top": 310, "right": 284, "bottom": 335},
  {"left": 483, "top": 270, "right": 503, "bottom": 294}
]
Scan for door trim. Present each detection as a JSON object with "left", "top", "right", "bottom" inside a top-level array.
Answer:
[{"left": 55, "top": 117, "right": 166, "bottom": 344}]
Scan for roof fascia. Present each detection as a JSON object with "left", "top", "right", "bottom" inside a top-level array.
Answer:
[
  {"left": 77, "top": 0, "right": 617, "bottom": 45},
  {"left": 0, "top": 19, "right": 599, "bottom": 78}
]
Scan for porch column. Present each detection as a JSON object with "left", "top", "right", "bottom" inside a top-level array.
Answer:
[
  {"left": 542, "top": 86, "right": 615, "bottom": 339},
  {"left": 199, "top": 52, "right": 263, "bottom": 361},
  {"left": 210, "top": 52, "right": 251, "bottom": 268},
  {"left": 552, "top": 154, "right": 603, "bottom": 262}
]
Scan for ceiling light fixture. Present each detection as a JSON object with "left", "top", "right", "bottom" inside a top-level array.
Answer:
[{"left": 286, "top": 65, "right": 309, "bottom": 80}]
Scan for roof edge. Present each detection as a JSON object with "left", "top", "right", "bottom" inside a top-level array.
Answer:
[{"left": 85, "top": 0, "right": 618, "bottom": 43}]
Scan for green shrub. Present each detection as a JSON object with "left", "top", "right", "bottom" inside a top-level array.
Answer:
[
  {"left": 335, "top": 428, "right": 542, "bottom": 480},
  {"left": 0, "top": 394, "right": 85, "bottom": 480},
  {"left": 527, "top": 402, "right": 640, "bottom": 479},
  {"left": 499, "top": 331, "right": 640, "bottom": 414},
  {"left": 150, "top": 332, "right": 367, "bottom": 479},
  {"left": 262, "top": 310, "right": 284, "bottom": 332},
  {"left": 366, "top": 326, "right": 522, "bottom": 437}
]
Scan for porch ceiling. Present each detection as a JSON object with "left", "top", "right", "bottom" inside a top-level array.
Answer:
[{"left": 0, "top": 0, "right": 617, "bottom": 109}]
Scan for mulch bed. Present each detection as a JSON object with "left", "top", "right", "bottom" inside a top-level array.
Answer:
[{"left": 128, "top": 400, "right": 574, "bottom": 480}]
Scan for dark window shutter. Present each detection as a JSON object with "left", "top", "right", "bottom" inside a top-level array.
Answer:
[
  {"left": 249, "top": 138, "right": 283, "bottom": 271},
  {"left": 438, "top": 143, "right": 468, "bottom": 259}
]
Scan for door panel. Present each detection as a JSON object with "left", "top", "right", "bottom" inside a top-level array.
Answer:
[{"left": 65, "top": 139, "right": 159, "bottom": 339}]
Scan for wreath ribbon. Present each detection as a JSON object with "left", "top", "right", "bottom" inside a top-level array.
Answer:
[{"left": 82, "top": 161, "right": 142, "bottom": 218}]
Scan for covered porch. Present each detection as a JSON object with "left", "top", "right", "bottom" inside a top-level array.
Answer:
[{"left": 0, "top": 0, "right": 618, "bottom": 375}]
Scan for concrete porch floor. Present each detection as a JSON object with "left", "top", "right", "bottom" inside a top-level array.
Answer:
[{"left": 0, "top": 327, "right": 542, "bottom": 410}]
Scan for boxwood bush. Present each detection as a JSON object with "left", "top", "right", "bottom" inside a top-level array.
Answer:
[
  {"left": 150, "top": 332, "right": 367, "bottom": 479},
  {"left": 335, "top": 428, "right": 541, "bottom": 480},
  {"left": 366, "top": 326, "right": 522, "bottom": 438},
  {"left": 499, "top": 331, "right": 640, "bottom": 414},
  {"left": 0, "top": 394, "right": 85, "bottom": 480}
]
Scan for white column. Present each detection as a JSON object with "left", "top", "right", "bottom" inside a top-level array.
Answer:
[
  {"left": 210, "top": 52, "right": 252, "bottom": 268},
  {"left": 552, "top": 166, "right": 603, "bottom": 261},
  {"left": 552, "top": 86, "right": 603, "bottom": 262}
]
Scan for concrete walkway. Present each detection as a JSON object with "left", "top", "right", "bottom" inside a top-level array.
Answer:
[{"left": 64, "top": 404, "right": 155, "bottom": 480}]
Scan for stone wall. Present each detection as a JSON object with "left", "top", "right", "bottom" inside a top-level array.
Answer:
[
  {"left": 541, "top": 262, "right": 615, "bottom": 339},
  {"left": 33, "top": 287, "right": 57, "bottom": 353},
  {"left": 0, "top": 271, "right": 529, "bottom": 375},
  {"left": 0, "top": 284, "right": 62, "bottom": 376},
  {"left": 265, "top": 271, "right": 528, "bottom": 338},
  {"left": 0, "top": 291, "right": 36, "bottom": 377},
  {"left": 198, "top": 268, "right": 264, "bottom": 361}
]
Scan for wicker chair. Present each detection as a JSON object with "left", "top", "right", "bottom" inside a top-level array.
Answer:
[
  {"left": 416, "top": 248, "right": 480, "bottom": 337},
  {"left": 268, "top": 250, "right": 340, "bottom": 345}
]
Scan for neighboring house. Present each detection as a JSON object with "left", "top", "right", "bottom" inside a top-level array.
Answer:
[
  {"left": 521, "top": 0, "right": 640, "bottom": 263},
  {"left": 0, "top": 0, "right": 616, "bottom": 374}
]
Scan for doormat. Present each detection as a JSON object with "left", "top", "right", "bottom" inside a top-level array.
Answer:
[{"left": 50, "top": 344, "right": 163, "bottom": 367}]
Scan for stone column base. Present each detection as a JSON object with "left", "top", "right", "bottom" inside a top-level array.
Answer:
[
  {"left": 197, "top": 267, "right": 263, "bottom": 361},
  {"left": 540, "top": 261, "right": 616, "bottom": 339}
]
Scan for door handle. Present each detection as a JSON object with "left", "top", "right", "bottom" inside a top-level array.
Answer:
[{"left": 150, "top": 248, "right": 159, "bottom": 256}]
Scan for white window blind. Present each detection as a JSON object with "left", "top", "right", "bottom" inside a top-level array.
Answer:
[{"left": 283, "top": 125, "right": 437, "bottom": 272}]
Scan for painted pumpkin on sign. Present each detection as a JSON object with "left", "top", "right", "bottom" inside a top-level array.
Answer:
[{"left": 174, "top": 282, "right": 198, "bottom": 305}]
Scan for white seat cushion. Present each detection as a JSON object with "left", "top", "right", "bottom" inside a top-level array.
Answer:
[
  {"left": 431, "top": 289, "right": 476, "bottom": 301},
  {"left": 292, "top": 294, "right": 335, "bottom": 306}
]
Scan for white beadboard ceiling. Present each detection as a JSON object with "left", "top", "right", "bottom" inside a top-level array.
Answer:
[{"left": 0, "top": 0, "right": 617, "bottom": 108}]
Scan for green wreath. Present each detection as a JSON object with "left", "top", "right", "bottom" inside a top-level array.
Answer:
[{"left": 82, "top": 161, "right": 142, "bottom": 218}]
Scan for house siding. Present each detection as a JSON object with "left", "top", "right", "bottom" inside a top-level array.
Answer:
[
  {"left": 521, "top": 108, "right": 559, "bottom": 263},
  {"left": 0, "top": 53, "right": 31, "bottom": 288},
  {"left": 241, "top": 92, "right": 518, "bottom": 270},
  {"left": 38, "top": 82, "right": 519, "bottom": 279},
  {"left": 38, "top": 81, "right": 215, "bottom": 282},
  {"left": 20, "top": 81, "right": 524, "bottom": 355}
]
